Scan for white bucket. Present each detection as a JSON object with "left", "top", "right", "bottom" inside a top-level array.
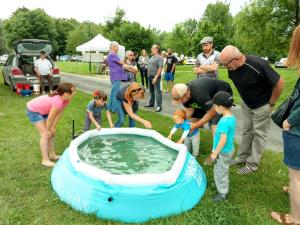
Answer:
[{"left": 33, "top": 84, "right": 40, "bottom": 93}]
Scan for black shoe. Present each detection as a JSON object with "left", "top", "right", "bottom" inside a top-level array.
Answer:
[
  {"left": 144, "top": 104, "right": 154, "bottom": 108},
  {"left": 155, "top": 106, "right": 162, "bottom": 112}
]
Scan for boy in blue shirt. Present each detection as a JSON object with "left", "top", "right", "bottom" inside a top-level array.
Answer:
[
  {"left": 210, "top": 91, "right": 236, "bottom": 202},
  {"left": 167, "top": 109, "right": 200, "bottom": 157},
  {"left": 83, "top": 90, "right": 114, "bottom": 132}
]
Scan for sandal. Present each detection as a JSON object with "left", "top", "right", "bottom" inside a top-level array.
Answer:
[
  {"left": 270, "top": 212, "right": 299, "bottom": 225},
  {"left": 238, "top": 166, "right": 254, "bottom": 175},
  {"left": 282, "top": 186, "right": 290, "bottom": 194}
]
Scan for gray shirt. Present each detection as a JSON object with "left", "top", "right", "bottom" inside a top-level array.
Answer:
[
  {"left": 148, "top": 55, "right": 163, "bottom": 76},
  {"left": 195, "top": 50, "right": 220, "bottom": 78}
]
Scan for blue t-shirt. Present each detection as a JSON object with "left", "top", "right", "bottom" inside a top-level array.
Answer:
[
  {"left": 175, "top": 120, "right": 199, "bottom": 137},
  {"left": 86, "top": 100, "right": 109, "bottom": 116},
  {"left": 213, "top": 116, "right": 236, "bottom": 153}
]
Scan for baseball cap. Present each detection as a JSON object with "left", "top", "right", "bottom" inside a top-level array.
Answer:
[
  {"left": 172, "top": 83, "right": 188, "bottom": 104},
  {"left": 200, "top": 36, "right": 213, "bottom": 45},
  {"left": 212, "top": 91, "right": 235, "bottom": 107}
]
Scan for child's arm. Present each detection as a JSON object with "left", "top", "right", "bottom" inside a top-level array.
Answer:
[
  {"left": 105, "top": 110, "right": 114, "bottom": 128},
  {"left": 168, "top": 126, "right": 178, "bottom": 140},
  {"left": 88, "top": 112, "right": 101, "bottom": 130},
  {"left": 210, "top": 134, "right": 227, "bottom": 160},
  {"left": 177, "top": 130, "right": 190, "bottom": 144}
]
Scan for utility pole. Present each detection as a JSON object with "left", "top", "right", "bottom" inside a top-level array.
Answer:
[{"left": 88, "top": 24, "right": 91, "bottom": 73}]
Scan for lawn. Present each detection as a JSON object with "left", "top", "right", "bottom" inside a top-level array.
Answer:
[
  {"left": 0, "top": 74, "right": 290, "bottom": 225},
  {"left": 57, "top": 62, "right": 299, "bottom": 106}
]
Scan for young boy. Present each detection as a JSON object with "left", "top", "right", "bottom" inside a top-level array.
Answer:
[
  {"left": 167, "top": 109, "right": 200, "bottom": 157},
  {"left": 83, "top": 90, "right": 114, "bottom": 132},
  {"left": 210, "top": 91, "right": 236, "bottom": 202}
]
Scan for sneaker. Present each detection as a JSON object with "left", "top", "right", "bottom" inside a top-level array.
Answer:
[
  {"left": 155, "top": 106, "right": 162, "bottom": 112},
  {"left": 238, "top": 166, "right": 254, "bottom": 175},
  {"left": 213, "top": 193, "right": 227, "bottom": 202},
  {"left": 230, "top": 158, "right": 246, "bottom": 166},
  {"left": 144, "top": 104, "right": 154, "bottom": 108}
]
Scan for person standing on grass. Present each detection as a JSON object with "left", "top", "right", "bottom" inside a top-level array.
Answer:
[
  {"left": 138, "top": 49, "right": 149, "bottom": 89},
  {"left": 164, "top": 48, "right": 178, "bottom": 93},
  {"left": 124, "top": 50, "right": 138, "bottom": 82},
  {"left": 271, "top": 25, "right": 300, "bottom": 225},
  {"left": 144, "top": 45, "right": 164, "bottom": 112},
  {"left": 219, "top": 45, "right": 285, "bottom": 175},
  {"left": 194, "top": 36, "right": 220, "bottom": 79},
  {"left": 161, "top": 50, "right": 167, "bottom": 93},
  {"left": 34, "top": 50, "right": 53, "bottom": 94},
  {"left": 83, "top": 90, "right": 114, "bottom": 132},
  {"left": 107, "top": 41, "right": 127, "bottom": 113},
  {"left": 115, "top": 82, "right": 152, "bottom": 128},
  {"left": 26, "top": 83, "right": 76, "bottom": 167},
  {"left": 209, "top": 91, "right": 236, "bottom": 202}
]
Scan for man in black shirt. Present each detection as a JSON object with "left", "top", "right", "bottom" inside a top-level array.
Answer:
[
  {"left": 164, "top": 48, "right": 178, "bottom": 93},
  {"left": 172, "top": 78, "right": 233, "bottom": 135},
  {"left": 219, "top": 45, "right": 285, "bottom": 175}
]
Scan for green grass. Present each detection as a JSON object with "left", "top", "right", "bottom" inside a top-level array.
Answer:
[
  {"left": 57, "top": 62, "right": 299, "bottom": 106},
  {"left": 0, "top": 74, "right": 291, "bottom": 225}
]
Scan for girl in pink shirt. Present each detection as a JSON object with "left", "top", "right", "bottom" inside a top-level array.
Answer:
[{"left": 26, "top": 83, "right": 76, "bottom": 167}]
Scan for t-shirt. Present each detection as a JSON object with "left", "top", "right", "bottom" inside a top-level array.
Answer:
[
  {"left": 148, "top": 55, "right": 164, "bottom": 76},
  {"left": 86, "top": 99, "right": 109, "bottom": 116},
  {"left": 34, "top": 58, "right": 53, "bottom": 75},
  {"left": 125, "top": 60, "right": 137, "bottom": 82},
  {"left": 183, "top": 78, "right": 233, "bottom": 112},
  {"left": 228, "top": 55, "right": 280, "bottom": 109},
  {"left": 195, "top": 50, "right": 220, "bottom": 78},
  {"left": 107, "top": 51, "right": 127, "bottom": 81},
  {"left": 27, "top": 94, "right": 70, "bottom": 115},
  {"left": 174, "top": 120, "right": 199, "bottom": 137},
  {"left": 213, "top": 116, "right": 236, "bottom": 153},
  {"left": 117, "top": 85, "right": 139, "bottom": 113},
  {"left": 166, "top": 55, "right": 178, "bottom": 73}
]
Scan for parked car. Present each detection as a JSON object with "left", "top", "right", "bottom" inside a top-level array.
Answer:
[
  {"left": 59, "top": 55, "right": 71, "bottom": 62},
  {"left": 70, "top": 55, "right": 82, "bottom": 62},
  {"left": 186, "top": 57, "right": 196, "bottom": 65},
  {"left": 275, "top": 57, "right": 287, "bottom": 68},
  {"left": 0, "top": 54, "right": 8, "bottom": 65},
  {"left": 1, "top": 39, "right": 60, "bottom": 92}
]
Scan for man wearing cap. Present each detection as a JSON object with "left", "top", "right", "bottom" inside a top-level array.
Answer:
[
  {"left": 219, "top": 45, "right": 285, "bottom": 175},
  {"left": 172, "top": 78, "right": 233, "bottom": 136},
  {"left": 194, "top": 36, "right": 220, "bottom": 79}
]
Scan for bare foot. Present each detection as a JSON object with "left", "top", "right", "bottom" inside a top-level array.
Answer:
[
  {"left": 41, "top": 160, "right": 56, "bottom": 167},
  {"left": 270, "top": 212, "right": 295, "bottom": 224},
  {"left": 49, "top": 155, "right": 61, "bottom": 161},
  {"left": 282, "top": 186, "right": 290, "bottom": 194}
]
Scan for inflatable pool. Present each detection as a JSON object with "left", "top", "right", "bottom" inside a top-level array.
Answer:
[{"left": 51, "top": 128, "right": 207, "bottom": 223}]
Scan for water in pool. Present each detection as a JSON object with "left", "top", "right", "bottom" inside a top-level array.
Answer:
[{"left": 77, "top": 134, "right": 179, "bottom": 175}]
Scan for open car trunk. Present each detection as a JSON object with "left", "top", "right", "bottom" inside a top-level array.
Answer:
[{"left": 14, "top": 39, "right": 52, "bottom": 55}]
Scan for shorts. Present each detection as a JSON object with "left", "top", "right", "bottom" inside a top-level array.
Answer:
[
  {"left": 164, "top": 72, "right": 174, "bottom": 81},
  {"left": 26, "top": 109, "right": 48, "bottom": 124},
  {"left": 283, "top": 131, "right": 300, "bottom": 170}
]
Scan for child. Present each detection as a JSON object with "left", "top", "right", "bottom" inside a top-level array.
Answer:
[
  {"left": 210, "top": 91, "right": 236, "bottom": 202},
  {"left": 167, "top": 109, "right": 200, "bottom": 157},
  {"left": 83, "top": 90, "right": 114, "bottom": 132}
]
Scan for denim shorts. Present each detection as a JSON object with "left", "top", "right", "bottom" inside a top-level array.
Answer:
[
  {"left": 26, "top": 109, "right": 48, "bottom": 124},
  {"left": 283, "top": 131, "right": 300, "bottom": 170},
  {"left": 164, "top": 72, "right": 174, "bottom": 81}
]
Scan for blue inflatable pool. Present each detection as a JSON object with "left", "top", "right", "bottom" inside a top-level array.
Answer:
[{"left": 51, "top": 128, "right": 207, "bottom": 223}]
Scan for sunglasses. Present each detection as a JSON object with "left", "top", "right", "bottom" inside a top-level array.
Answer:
[
  {"left": 224, "top": 57, "right": 238, "bottom": 67},
  {"left": 131, "top": 88, "right": 142, "bottom": 94}
]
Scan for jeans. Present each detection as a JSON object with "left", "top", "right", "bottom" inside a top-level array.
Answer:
[
  {"left": 114, "top": 100, "right": 136, "bottom": 127},
  {"left": 83, "top": 113, "right": 101, "bottom": 132},
  {"left": 140, "top": 67, "right": 148, "bottom": 89},
  {"left": 148, "top": 75, "right": 162, "bottom": 107},
  {"left": 109, "top": 80, "right": 122, "bottom": 113}
]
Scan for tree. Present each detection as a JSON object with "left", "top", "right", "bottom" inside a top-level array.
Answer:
[
  {"left": 0, "top": 20, "right": 8, "bottom": 54},
  {"left": 54, "top": 18, "right": 79, "bottom": 56},
  {"left": 3, "top": 8, "right": 58, "bottom": 52},
  {"left": 104, "top": 7, "right": 125, "bottom": 38}
]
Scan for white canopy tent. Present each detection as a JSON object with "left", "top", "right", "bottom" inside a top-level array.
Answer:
[{"left": 76, "top": 34, "right": 125, "bottom": 62}]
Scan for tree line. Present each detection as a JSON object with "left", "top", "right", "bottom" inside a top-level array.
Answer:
[{"left": 0, "top": 0, "right": 298, "bottom": 62}]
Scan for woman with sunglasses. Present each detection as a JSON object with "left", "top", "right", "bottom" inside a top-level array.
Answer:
[{"left": 115, "top": 82, "right": 152, "bottom": 128}]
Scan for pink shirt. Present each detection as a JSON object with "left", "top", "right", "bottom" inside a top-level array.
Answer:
[{"left": 27, "top": 95, "right": 70, "bottom": 115}]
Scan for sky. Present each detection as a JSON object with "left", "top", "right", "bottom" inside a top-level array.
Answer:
[{"left": 0, "top": 0, "right": 249, "bottom": 32}]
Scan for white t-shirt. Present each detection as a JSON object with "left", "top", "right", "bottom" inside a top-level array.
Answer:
[{"left": 34, "top": 58, "right": 53, "bottom": 75}]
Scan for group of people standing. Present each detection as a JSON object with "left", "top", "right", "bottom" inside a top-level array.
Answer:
[{"left": 25, "top": 25, "right": 300, "bottom": 224}]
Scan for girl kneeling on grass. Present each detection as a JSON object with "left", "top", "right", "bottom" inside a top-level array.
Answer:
[
  {"left": 26, "top": 83, "right": 76, "bottom": 167},
  {"left": 83, "top": 90, "right": 114, "bottom": 132},
  {"left": 115, "top": 82, "right": 152, "bottom": 128},
  {"left": 210, "top": 91, "right": 236, "bottom": 202}
]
